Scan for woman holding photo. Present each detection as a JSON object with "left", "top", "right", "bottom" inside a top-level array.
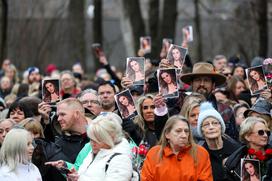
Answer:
[
  {"left": 225, "top": 117, "right": 272, "bottom": 180},
  {"left": 248, "top": 68, "right": 267, "bottom": 93},
  {"left": 43, "top": 80, "right": 60, "bottom": 103},
  {"left": 127, "top": 59, "right": 145, "bottom": 85},
  {"left": 159, "top": 69, "right": 178, "bottom": 96}
]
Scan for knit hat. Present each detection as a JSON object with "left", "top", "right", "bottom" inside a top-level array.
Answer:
[
  {"left": 27, "top": 67, "right": 39, "bottom": 76},
  {"left": 197, "top": 102, "right": 226, "bottom": 137}
]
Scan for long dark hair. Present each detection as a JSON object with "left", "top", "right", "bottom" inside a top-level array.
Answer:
[
  {"left": 116, "top": 91, "right": 134, "bottom": 118},
  {"left": 248, "top": 67, "right": 266, "bottom": 92},
  {"left": 158, "top": 69, "right": 176, "bottom": 91},
  {"left": 242, "top": 160, "right": 259, "bottom": 181}
]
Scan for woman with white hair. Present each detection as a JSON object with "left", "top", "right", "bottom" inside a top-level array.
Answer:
[
  {"left": 197, "top": 102, "right": 240, "bottom": 181},
  {"left": 0, "top": 128, "right": 42, "bottom": 180},
  {"left": 66, "top": 112, "right": 133, "bottom": 181}
]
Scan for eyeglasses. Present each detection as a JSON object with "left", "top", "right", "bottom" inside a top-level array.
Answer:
[
  {"left": 202, "top": 121, "right": 220, "bottom": 129},
  {"left": 81, "top": 100, "right": 100, "bottom": 105},
  {"left": 253, "top": 130, "right": 271, "bottom": 137},
  {"left": 142, "top": 105, "right": 155, "bottom": 110}
]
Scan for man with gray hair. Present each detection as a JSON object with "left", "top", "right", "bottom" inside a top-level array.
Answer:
[{"left": 76, "top": 88, "right": 102, "bottom": 117}]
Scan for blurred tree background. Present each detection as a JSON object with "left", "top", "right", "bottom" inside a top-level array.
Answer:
[{"left": 0, "top": 0, "right": 271, "bottom": 74}]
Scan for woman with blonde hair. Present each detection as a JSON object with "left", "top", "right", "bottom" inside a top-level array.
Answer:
[
  {"left": 65, "top": 112, "right": 133, "bottom": 181},
  {"left": 141, "top": 115, "right": 213, "bottom": 181},
  {"left": 4, "top": 64, "right": 19, "bottom": 84},
  {"left": 19, "top": 118, "right": 44, "bottom": 138},
  {"left": 0, "top": 128, "right": 42, "bottom": 180},
  {"left": 225, "top": 117, "right": 272, "bottom": 180}
]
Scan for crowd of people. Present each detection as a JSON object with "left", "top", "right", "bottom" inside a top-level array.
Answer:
[{"left": 0, "top": 37, "right": 271, "bottom": 181}]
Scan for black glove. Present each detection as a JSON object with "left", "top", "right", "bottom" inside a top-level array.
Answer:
[{"left": 122, "top": 119, "right": 137, "bottom": 133}]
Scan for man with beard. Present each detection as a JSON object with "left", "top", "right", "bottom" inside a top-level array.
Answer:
[
  {"left": 180, "top": 62, "right": 238, "bottom": 140},
  {"left": 97, "top": 81, "right": 117, "bottom": 113}
]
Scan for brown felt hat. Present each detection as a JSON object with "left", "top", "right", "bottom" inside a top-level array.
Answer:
[{"left": 180, "top": 62, "right": 227, "bottom": 86}]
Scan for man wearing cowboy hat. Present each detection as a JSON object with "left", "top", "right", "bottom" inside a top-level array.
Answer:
[{"left": 180, "top": 62, "right": 239, "bottom": 140}]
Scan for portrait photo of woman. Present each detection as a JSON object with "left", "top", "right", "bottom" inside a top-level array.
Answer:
[
  {"left": 115, "top": 89, "right": 137, "bottom": 119},
  {"left": 241, "top": 159, "right": 260, "bottom": 181},
  {"left": 246, "top": 66, "right": 268, "bottom": 95},
  {"left": 158, "top": 68, "right": 179, "bottom": 98},
  {"left": 182, "top": 25, "right": 193, "bottom": 42},
  {"left": 166, "top": 44, "right": 188, "bottom": 69},
  {"left": 126, "top": 57, "right": 145, "bottom": 85},
  {"left": 140, "top": 36, "right": 151, "bottom": 54},
  {"left": 162, "top": 38, "right": 172, "bottom": 52},
  {"left": 42, "top": 79, "right": 60, "bottom": 103}
]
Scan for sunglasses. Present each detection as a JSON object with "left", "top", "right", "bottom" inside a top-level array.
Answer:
[
  {"left": 254, "top": 130, "right": 271, "bottom": 137},
  {"left": 143, "top": 105, "right": 155, "bottom": 110}
]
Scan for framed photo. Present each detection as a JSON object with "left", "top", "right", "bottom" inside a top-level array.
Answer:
[
  {"left": 263, "top": 58, "right": 272, "bottom": 89},
  {"left": 140, "top": 36, "right": 151, "bottom": 54},
  {"left": 166, "top": 44, "right": 188, "bottom": 70},
  {"left": 126, "top": 57, "right": 145, "bottom": 85},
  {"left": 241, "top": 158, "right": 260, "bottom": 181},
  {"left": 182, "top": 25, "right": 193, "bottom": 42},
  {"left": 42, "top": 79, "right": 61, "bottom": 103},
  {"left": 114, "top": 89, "right": 137, "bottom": 119},
  {"left": 246, "top": 65, "right": 268, "bottom": 95},
  {"left": 162, "top": 38, "right": 173, "bottom": 52},
  {"left": 157, "top": 68, "right": 179, "bottom": 98},
  {"left": 91, "top": 43, "right": 104, "bottom": 58}
]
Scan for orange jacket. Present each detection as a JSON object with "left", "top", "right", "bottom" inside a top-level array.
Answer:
[{"left": 141, "top": 145, "right": 213, "bottom": 181}]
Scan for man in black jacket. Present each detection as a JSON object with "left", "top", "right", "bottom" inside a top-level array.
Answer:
[{"left": 41, "top": 98, "right": 89, "bottom": 181}]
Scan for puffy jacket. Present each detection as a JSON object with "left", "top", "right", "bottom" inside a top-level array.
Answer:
[
  {"left": 78, "top": 138, "right": 133, "bottom": 181},
  {"left": 141, "top": 145, "right": 213, "bottom": 181}
]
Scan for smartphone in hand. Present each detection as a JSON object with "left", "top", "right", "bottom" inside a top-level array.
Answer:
[
  {"left": 92, "top": 43, "right": 104, "bottom": 58},
  {"left": 57, "top": 167, "right": 71, "bottom": 175}
]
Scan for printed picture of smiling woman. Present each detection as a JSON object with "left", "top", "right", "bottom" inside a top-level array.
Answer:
[
  {"left": 166, "top": 44, "right": 188, "bottom": 70},
  {"left": 114, "top": 89, "right": 137, "bottom": 119},
  {"left": 158, "top": 68, "right": 179, "bottom": 98},
  {"left": 126, "top": 57, "right": 145, "bottom": 85},
  {"left": 241, "top": 159, "right": 260, "bottom": 181},
  {"left": 246, "top": 65, "right": 268, "bottom": 95},
  {"left": 42, "top": 79, "right": 60, "bottom": 103}
]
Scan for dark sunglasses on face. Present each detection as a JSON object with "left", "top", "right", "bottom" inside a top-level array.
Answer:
[
  {"left": 143, "top": 105, "right": 155, "bottom": 110},
  {"left": 255, "top": 130, "right": 271, "bottom": 137}
]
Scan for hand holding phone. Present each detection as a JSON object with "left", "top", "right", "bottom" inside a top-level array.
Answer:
[
  {"left": 92, "top": 43, "right": 104, "bottom": 58},
  {"left": 57, "top": 167, "right": 71, "bottom": 175}
]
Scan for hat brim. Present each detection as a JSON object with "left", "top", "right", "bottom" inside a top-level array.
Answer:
[
  {"left": 180, "top": 73, "right": 226, "bottom": 86},
  {"left": 244, "top": 109, "right": 270, "bottom": 118}
]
